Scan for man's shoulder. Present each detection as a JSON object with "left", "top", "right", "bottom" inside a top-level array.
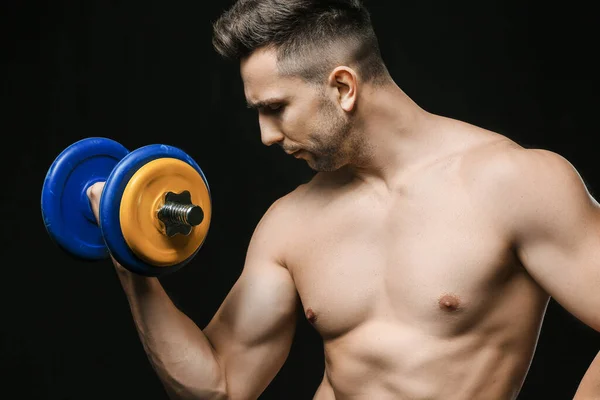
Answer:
[
  {"left": 459, "top": 136, "right": 590, "bottom": 223},
  {"left": 461, "top": 138, "right": 581, "bottom": 193},
  {"left": 267, "top": 171, "right": 339, "bottom": 209},
  {"left": 254, "top": 179, "right": 315, "bottom": 232},
  {"left": 256, "top": 171, "right": 341, "bottom": 233}
]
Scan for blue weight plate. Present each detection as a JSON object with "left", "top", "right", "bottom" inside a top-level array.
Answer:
[
  {"left": 41, "top": 137, "right": 130, "bottom": 260},
  {"left": 100, "top": 144, "right": 211, "bottom": 277}
]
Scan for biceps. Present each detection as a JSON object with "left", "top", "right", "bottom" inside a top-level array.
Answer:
[
  {"left": 203, "top": 263, "right": 298, "bottom": 397},
  {"left": 518, "top": 221, "right": 600, "bottom": 331},
  {"left": 206, "top": 264, "right": 298, "bottom": 342}
]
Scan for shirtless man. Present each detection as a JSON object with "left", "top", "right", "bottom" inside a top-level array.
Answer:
[{"left": 86, "top": 0, "right": 599, "bottom": 398}]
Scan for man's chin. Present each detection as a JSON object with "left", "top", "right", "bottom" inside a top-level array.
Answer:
[{"left": 308, "top": 158, "right": 342, "bottom": 172}]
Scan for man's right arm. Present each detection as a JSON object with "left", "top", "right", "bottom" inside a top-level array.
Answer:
[{"left": 88, "top": 184, "right": 299, "bottom": 400}]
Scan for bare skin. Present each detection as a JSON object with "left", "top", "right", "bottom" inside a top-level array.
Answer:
[
  {"left": 86, "top": 47, "right": 600, "bottom": 399},
  {"left": 574, "top": 352, "right": 600, "bottom": 399}
]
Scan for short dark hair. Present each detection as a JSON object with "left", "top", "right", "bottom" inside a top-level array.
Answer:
[{"left": 212, "top": 0, "right": 388, "bottom": 85}]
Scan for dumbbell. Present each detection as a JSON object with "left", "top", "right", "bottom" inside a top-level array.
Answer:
[{"left": 41, "top": 137, "right": 212, "bottom": 277}]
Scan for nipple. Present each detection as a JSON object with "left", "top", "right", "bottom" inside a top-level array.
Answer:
[
  {"left": 438, "top": 293, "right": 461, "bottom": 312},
  {"left": 306, "top": 308, "right": 317, "bottom": 324}
]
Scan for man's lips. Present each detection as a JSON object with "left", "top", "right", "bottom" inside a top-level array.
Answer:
[{"left": 284, "top": 148, "right": 307, "bottom": 159}]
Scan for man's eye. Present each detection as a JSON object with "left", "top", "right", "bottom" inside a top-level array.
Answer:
[{"left": 258, "top": 103, "right": 284, "bottom": 115}]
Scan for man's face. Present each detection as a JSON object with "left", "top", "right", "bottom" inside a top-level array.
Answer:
[{"left": 240, "top": 48, "right": 353, "bottom": 171}]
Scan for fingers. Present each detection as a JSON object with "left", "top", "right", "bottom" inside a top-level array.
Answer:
[
  {"left": 86, "top": 181, "right": 128, "bottom": 271},
  {"left": 86, "top": 181, "right": 105, "bottom": 223}
]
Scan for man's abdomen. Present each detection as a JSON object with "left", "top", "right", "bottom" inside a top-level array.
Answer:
[{"left": 318, "top": 319, "right": 540, "bottom": 400}]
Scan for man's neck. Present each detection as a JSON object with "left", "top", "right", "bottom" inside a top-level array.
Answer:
[{"left": 344, "top": 82, "right": 444, "bottom": 190}]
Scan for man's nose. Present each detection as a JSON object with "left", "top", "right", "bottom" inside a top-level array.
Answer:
[{"left": 259, "top": 117, "right": 284, "bottom": 146}]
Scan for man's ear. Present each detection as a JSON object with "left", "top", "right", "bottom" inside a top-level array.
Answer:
[{"left": 328, "top": 66, "right": 358, "bottom": 112}]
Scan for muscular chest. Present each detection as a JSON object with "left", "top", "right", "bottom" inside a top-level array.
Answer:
[{"left": 286, "top": 177, "right": 514, "bottom": 339}]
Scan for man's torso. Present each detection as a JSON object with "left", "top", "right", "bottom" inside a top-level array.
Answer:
[{"left": 279, "top": 119, "right": 550, "bottom": 399}]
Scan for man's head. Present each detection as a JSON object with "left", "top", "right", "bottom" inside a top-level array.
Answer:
[{"left": 212, "top": 0, "right": 388, "bottom": 171}]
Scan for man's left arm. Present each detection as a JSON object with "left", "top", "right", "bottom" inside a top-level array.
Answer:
[
  {"left": 501, "top": 148, "right": 600, "bottom": 398},
  {"left": 574, "top": 351, "right": 600, "bottom": 399}
]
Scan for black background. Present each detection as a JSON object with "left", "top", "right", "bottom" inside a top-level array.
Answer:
[{"left": 2, "top": 0, "right": 598, "bottom": 398}]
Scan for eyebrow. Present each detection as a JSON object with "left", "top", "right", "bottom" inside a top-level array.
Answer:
[{"left": 246, "top": 98, "right": 284, "bottom": 110}]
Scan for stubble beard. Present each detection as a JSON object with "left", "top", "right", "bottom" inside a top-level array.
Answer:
[{"left": 305, "top": 98, "right": 362, "bottom": 172}]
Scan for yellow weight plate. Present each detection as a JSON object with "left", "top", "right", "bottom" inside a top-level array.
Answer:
[{"left": 119, "top": 158, "right": 211, "bottom": 267}]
